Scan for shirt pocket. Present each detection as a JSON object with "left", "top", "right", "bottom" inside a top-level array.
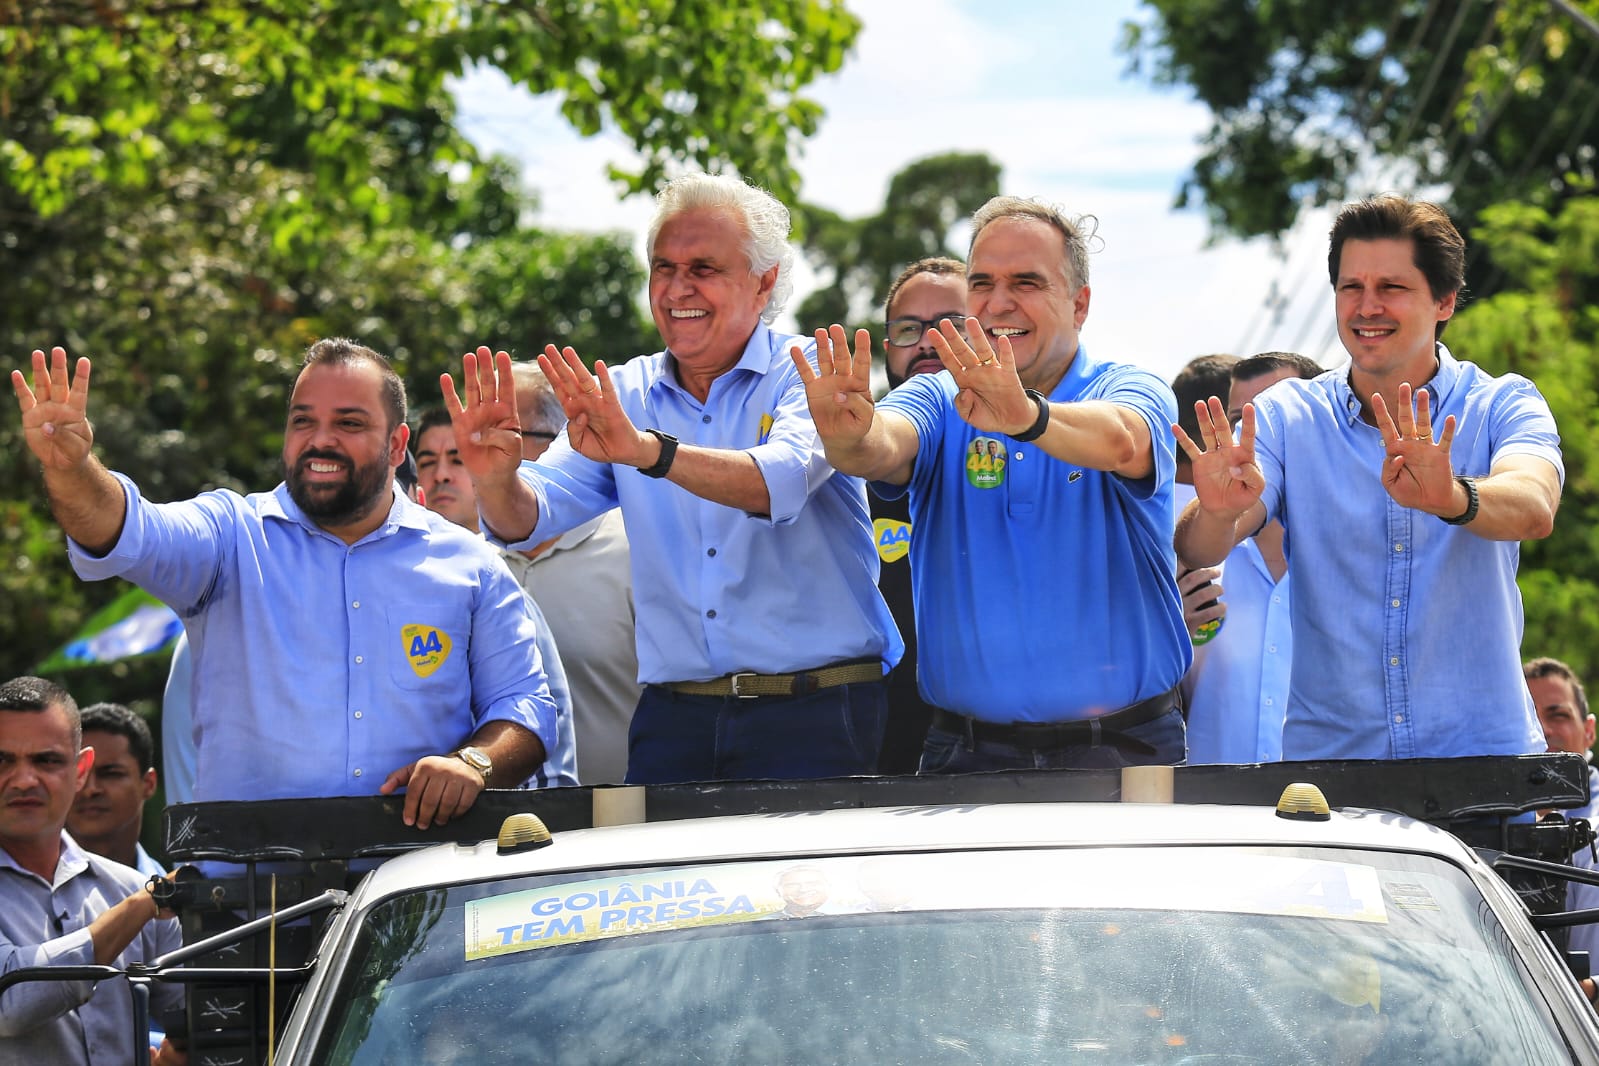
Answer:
[{"left": 383, "top": 601, "right": 471, "bottom": 693}]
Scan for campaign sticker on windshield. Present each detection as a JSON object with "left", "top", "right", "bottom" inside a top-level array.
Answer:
[{"left": 462, "top": 850, "right": 1387, "bottom": 961}]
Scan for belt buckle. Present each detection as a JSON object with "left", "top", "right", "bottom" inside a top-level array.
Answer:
[{"left": 729, "top": 672, "right": 759, "bottom": 699}]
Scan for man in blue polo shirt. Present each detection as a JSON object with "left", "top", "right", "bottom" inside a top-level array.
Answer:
[
  {"left": 446, "top": 173, "right": 901, "bottom": 784},
  {"left": 1175, "top": 195, "right": 1562, "bottom": 760},
  {"left": 12, "top": 338, "right": 560, "bottom": 828},
  {"left": 794, "top": 196, "right": 1190, "bottom": 771}
]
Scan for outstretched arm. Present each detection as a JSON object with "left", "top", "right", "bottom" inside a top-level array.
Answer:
[
  {"left": 1373, "top": 385, "right": 1560, "bottom": 541},
  {"left": 1172, "top": 396, "right": 1267, "bottom": 567},
  {"left": 540, "top": 345, "right": 773, "bottom": 513},
  {"left": 11, "top": 347, "right": 127, "bottom": 555},
  {"left": 791, "top": 325, "right": 920, "bottom": 485}
]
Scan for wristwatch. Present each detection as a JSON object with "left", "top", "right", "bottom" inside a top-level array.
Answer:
[
  {"left": 640, "top": 429, "right": 679, "bottom": 478},
  {"left": 1439, "top": 475, "right": 1479, "bottom": 526},
  {"left": 454, "top": 746, "right": 493, "bottom": 784}
]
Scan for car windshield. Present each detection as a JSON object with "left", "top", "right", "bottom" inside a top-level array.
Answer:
[{"left": 317, "top": 845, "right": 1572, "bottom": 1064}]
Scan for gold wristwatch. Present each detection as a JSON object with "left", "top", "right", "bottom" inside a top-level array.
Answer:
[{"left": 454, "top": 745, "right": 493, "bottom": 784}]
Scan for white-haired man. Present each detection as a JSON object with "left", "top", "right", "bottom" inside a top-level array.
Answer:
[{"left": 446, "top": 174, "right": 902, "bottom": 784}]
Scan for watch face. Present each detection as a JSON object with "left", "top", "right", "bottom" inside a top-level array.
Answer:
[{"left": 458, "top": 747, "right": 492, "bottom": 771}]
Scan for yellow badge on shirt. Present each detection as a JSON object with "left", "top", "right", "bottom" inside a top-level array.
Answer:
[
  {"left": 874, "top": 518, "right": 912, "bottom": 563},
  {"left": 403, "top": 624, "right": 452, "bottom": 678},
  {"left": 757, "top": 412, "right": 775, "bottom": 445}
]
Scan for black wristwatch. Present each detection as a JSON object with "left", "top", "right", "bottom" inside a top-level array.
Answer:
[
  {"left": 640, "top": 429, "right": 679, "bottom": 478},
  {"left": 1439, "top": 475, "right": 1479, "bottom": 526},
  {"left": 1009, "top": 390, "right": 1051, "bottom": 443}
]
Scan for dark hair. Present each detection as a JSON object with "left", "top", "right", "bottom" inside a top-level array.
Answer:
[
  {"left": 884, "top": 257, "right": 967, "bottom": 320},
  {"left": 301, "top": 337, "right": 408, "bottom": 432},
  {"left": 79, "top": 702, "right": 156, "bottom": 773},
  {"left": 0, "top": 676, "right": 81, "bottom": 746},
  {"left": 1525, "top": 657, "right": 1590, "bottom": 718},
  {"left": 1171, "top": 355, "right": 1239, "bottom": 446},
  {"left": 1233, "top": 351, "right": 1323, "bottom": 384},
  {"left": 1327, "top": 195, "right": 1465, "bottom": 337},
  {"left": 414, "top": 407, "right": 454, "bottom": 438}
]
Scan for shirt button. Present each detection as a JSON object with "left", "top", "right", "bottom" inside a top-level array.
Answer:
[
  {"left": 1391, "top": 599, "right": 1400, "bottom": 608},
  {"left": 354, "top": 711, "right": 363, "bottom": 720},
  {"left": 1264, "top": 698, "right": 1274, "bottom": 706},
  {"left": 706, "top": 609, "right": 717, "bottom": 619},
  {"left": 1272, "top": 596, "right": 1281, "bottom": 604},
  {"left": 352, "top": 600, "right": 360, "bottom": 609},
  {"left": 702, "top": 415, "right": 712, "bottom": 424},
  {"left": 1390, "top": 657, "right": 1400, "bottom": 666},
  {"left": 707, "top": 548, "right": 717, "bottom": 557},
  {"left": 1267, "top": 645, "right": 1277, "bottom": 654},
  {"left": 353, "top": 768, "right": 363, "bottom": 778},
  {"left": 354, "top": 655, "right": 364, "bottom": 664},
  {"left": 1014, "top": 452, "right": 1024, "bottom": 461},
  {"left": 1394, "top": 543, "right": 1404, "bottom": 552},
  {"left": 1393, "top": 715, "right": 1404, "bottom": 725}
]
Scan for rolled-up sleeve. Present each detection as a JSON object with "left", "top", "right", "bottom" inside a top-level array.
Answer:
[
  {"left": 466, "top": 557, "right": 559, "bottom": 754},
  {"left": 490, "top": 447, "right": 619, "bottom": 552},
  {"left": 745, "top": 357, "right": 834, "bottom": 526}
]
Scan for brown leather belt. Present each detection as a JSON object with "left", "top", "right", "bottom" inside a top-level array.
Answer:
[
  {"left": 930, "top": 686, "right": 1180, "bottom": 756},
  {"left": 663, "top": 660, "right": 882, "bottom": 699}
]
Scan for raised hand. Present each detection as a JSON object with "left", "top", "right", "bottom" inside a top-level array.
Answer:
[
  {"left": 790, "top": 325, "right": 876, "bottom": 447},
  {"left": 925, "top": 318, "right": 1036, "bottom": 435},
  {"left": 1173, "top": 396, "right": 1266, "bottom": 517},
  {"left": 536, "top": 344, "right": 650, "bottom": 466},
  {"left": 12, "top": 347, "right": 94, "bottom": 470},
  {"left": 440, "top": 347, "right": 523, "bottom": 481},
  {"left": 1371, "top": 383, "right": 1459, "bottom": 513}
]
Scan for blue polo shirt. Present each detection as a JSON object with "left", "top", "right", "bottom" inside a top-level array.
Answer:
[
  {"left": 502, "top": 322, "right": 902, "bottom": 684},
  {"left": 1252, "top": 344, "right": 1562, "bottom": 759},
  {"left": 875, "top": 345, "right": 1189, "bottom": 721},
  {"left": 70, "top": 477, "right": 560, "bottom": 801}
]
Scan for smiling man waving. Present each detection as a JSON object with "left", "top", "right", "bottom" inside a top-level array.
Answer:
[
  {"left": 1175, "top": 195, "right": 1563, "bottom": 759},
  {"left": 796, "top": 196, "right": 1190, "bottom": 773}
]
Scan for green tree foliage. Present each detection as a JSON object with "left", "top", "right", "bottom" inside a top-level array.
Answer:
[
  {"left": 1448, "top": 193, "right": 1599, "bottom": 682},
  {"left": 1123, "top": 0, "right": 1599, "bottom": 243},
  {"left": 0, "top": 0, "right": 860, "bottom": 683},
  {"left": 795, "top": 151, "right": 1003, "bottom": 332}
]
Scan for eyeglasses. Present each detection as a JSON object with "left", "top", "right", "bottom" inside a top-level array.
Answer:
[
  {"left": 520, "top": 430, "right": 559, "bottom": 442},
  {"left": 885, "top": 315, "right": 969, "bottom": 348}
]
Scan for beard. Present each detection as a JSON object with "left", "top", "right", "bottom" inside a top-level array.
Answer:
[
  {"left": 285, "top": 449, "right": 393, "bottom": 529},
  {"left": 887, "top": 353, "right": 943, "bottom": 390}
]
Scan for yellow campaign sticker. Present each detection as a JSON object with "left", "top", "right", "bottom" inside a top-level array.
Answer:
[
  {"left": 873, "top": 518, "right": 912, "bottom": 563},
  {"left": 965, "top": 436, "right": 1007, "bottom": 488},
  {"left": 402, "top": 624, "right": 452, "bottom": 678},
  {"left": 756, "top": 412, "right": 775, "bottom": 445}
]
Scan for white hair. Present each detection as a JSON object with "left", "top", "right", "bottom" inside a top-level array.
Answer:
[{"left": 646, "top": 173, "right": 795, "bottom": 323}]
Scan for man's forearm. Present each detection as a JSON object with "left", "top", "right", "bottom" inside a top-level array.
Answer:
[
  {"left": 475, "top": 469, "right": 542, "bottom": 545},
  {"left": 1029, "top": 400, "right": 1153, "bottom": 479},
  {"left": 660, "top": 445, "right": 771, "bottom": 514},
  {"left": 1175, "top": 500, "right": 1249, "bottom": 568},
  {"left": 820, "top": 415, "right": 917, "bottom": 486},
  {"left": 43, "top": 458, "right": 127, "bottom": 557},
  {"left": 89, "top": 886, "right": 162, "bottom": 966},
  {"left": 469, "top": 720, "right": 546, "bottom": 787}
]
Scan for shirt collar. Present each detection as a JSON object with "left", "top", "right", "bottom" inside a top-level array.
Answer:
[
  {"left": 1044, "top": 343, "right": 1094, "bottom": 403},
  {"left": 0, "top": 831, "right": 89, "bottom": 888},
  {"left": 1331, "top": 342, "right": 1460, "bottom": 427},
  {"left": 263, "top": 481, "right": 429, "bottom": 543},
  {"left": 654, "top": 321, "right": 775, "bottom": 402}
]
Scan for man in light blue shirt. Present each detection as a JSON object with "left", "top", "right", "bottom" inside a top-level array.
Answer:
[
  {"left": 66, "top": 702, "right": 167, "bottom": 875},
  {"left": 445, "top": 174, "right": 901, "bottom": 784},
  {"left": 1176, "top": 195, "right": 1563, "bottom": 760},
  {"left": 1182, "top": 353, "right": 1322, "bottom": 764},
  {"left": 12, "top": 338, "right": 560, "bottom": 829},
  {"left": 1525, "top": 658, "right": 1599, "bottom": 958},
  {"left": 0, "top": 677, "right": 182, "bottom": 1065},
  {"left": 795, "top": 196, "right": 1190, "bottom": 771}
]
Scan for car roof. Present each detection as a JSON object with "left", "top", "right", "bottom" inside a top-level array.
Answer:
[{"left": 352, "top": 801, "right": 1484, "bottom": 902}]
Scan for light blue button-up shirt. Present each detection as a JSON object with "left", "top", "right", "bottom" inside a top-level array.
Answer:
[
  {"left": 501, "top": 323, "right": 902, "bottom": 684},
  {"left": 1252, "top": 345, "right": 1562, "bottom": 759},
  {"left": 0, "top": 833, "right": 182, "bottom": 1065},
  {"left": 1184, "top": 538, "right": 1292, "bottom": 764},
  {"left": 70, "top": 476, "right": 560, "bottom": 802}
]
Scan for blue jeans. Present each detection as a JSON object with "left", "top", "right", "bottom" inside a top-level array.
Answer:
[
  {"left": 625, "top": 680, "right": 888, "bottom": 784},
  {"left": 919, "top": 707, "right": 1188, "bottom": 774}
]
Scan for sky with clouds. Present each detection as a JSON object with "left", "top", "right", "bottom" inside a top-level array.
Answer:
[{"left": 451, "top": 0, "right": 1350, "bottom": 383}]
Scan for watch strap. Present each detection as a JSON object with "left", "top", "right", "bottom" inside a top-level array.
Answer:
[
  {"left": 1439, "top": 475, "right": 1479, "bottom": 526},
  {"left": 1009, "top": 390, "right": 1051, "bottom": 444},
  {"left": 640, "top": 429, "right": 679, "bottom": 478}
]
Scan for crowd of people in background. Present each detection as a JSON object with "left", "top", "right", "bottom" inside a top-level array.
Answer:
[{"left": 2, "top": 171, "right": 1586, "bottom": 1060}]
